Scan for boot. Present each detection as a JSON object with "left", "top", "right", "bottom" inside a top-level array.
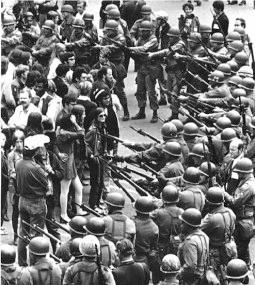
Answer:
[
  {"left": 150, "top": 110, "right": 158, "bottom": 123},
  {"left": 122, "top": 105, "right": 130, "bottom": 121},
  {"left": 131, "top": 107, "right": 146, "bottom": 120}
]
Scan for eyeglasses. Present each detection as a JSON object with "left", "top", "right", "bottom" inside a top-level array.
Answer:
[{"left": 98, "top": 114, "right": 107, "bottom": 117}]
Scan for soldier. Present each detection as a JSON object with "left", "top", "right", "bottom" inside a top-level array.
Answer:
[
  {"left": 201, "top": 187, "right": 236, "bottom": 283},
  {"left": 198, "top": 161, "right": 218, "bottom": 193},
  {"left": 187, "top": 143, "right": 208, "bottom": 168},
  {"left": 183, "top": 122, "right": 201, "bottom": 152},
  {"left": 178, "top": 208, "right": 209, "bottom": 285},
  {"left": 208, "top": 32, "right": 228, "bottom": 56},
  {"left": 130, "top": 20, "right": 161, "bottom": 123},
  {"left": 148, "top": 27, "right": 186, "bottom": 120},
  {"left": 85, "top": 217, "right": 118, "bottom": 267},
  {"left": 1, "top": 244, "right": 21, "bottom": 285},
  {"left": 69, "top": 238, "right": 84, "bottom": 266},
  {"left": 224, "top": 158, "right": 255, "bottom": 265},
  {"left": 63, "top": 234, "right": 116, "bottom": 285},
  {"left": 18, "top": 237, "right": 62, "bottom": 285},
  {"left": 226, "top": 259, "right": 249, "bottom": 285},
  {"left": 1, "top": 13, "right": 22, "bottom": 56},
  {"left": 103, "top": 192, "right": 136, "bottom": 243},
  {"left": 200, "top": 24, "right": 212, "bottom": 47},
  {"left": 100, "top": 19, "right": 130, "bottom": 121},
  {"left": 20, "top": 11, "right": 40, "bottom": 48},
  {"left": 113, "top": 238, "right": 150, "bottom": 285},
  {"left": 56, "top": 216, "right": 87, "bottom": 262},
  {"left": 159, "top": 254, "right": 181, "bottom": 285},
  {"left": 60, "top": 4, "right": 75, "bottom": 42},
  {"left": 133, "top": 196, "right": 160, "bottom": 285},
  {"left": 151, "top": 185, "right": 184, "bottom": 257}
]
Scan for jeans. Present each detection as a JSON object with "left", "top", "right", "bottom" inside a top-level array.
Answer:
[{"left": 18, "top": 196, "right": 47, "bottom": 266}]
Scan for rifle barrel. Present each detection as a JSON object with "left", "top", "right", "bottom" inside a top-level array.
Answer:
[
  {"left": 42, "top": 216, "right": 70, "bottom": 234},
  {"left": 74, "top": 202, "right": 102, "bottom": 217},
  {"left": 112, "top": 178, "right": 136, "bottom": 203}
]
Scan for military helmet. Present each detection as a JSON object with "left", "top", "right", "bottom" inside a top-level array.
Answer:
[
  {"left": 179, "top": 208, "right": 202, "bottom": 227},
  {"left": 140, "top": 20, "right": 153, "bottom": 31},
  {"left": 69, "top": 216, "right": 87, "bottom": 235},
  {"left": 2, "top": 14, "right": 16, "bottom": 26},
  {"left": 240, "top": 77, "right": 255, "bottom": 91},
  {"left": 167, "top": 27, "right": 180, "bottom": 37},
  {"left": 234, "top": 52, "right": 248, "bottom": 65},
  {"left": 79, "top": 235, "right": 100, "bottom": 257},
  {"left": 210, "top": 32, "right": 224, "bottom": 44},
  {"left": 73, "top": 19, "right": 85, "bottom": 28},
  {"left": 189, "top": 143, "right": 208, "bottom": 158},
  {"left": 183, "top": 122, "right": 200, "bottom": 136},
  {"left": 228, "top": 40, "right": 244, "bottom": 53},
  {"left": 141, "top": 5, "right": 152, "bottom": 14},
  {"left": 228, "top": 75, "right": 242, "bottom": 87},
  {"left": 161, "top": 122, "right": 177, "bottom": 139},
  {"left": 234, "top": 26, "right": 245, "bottom": 36},
  {"left": 47, "top": 10, "right": 58, "bottom": 19},
  {"left": 226, "top": 259, "right": 248, "bottom": 280},
  {"left": 83, "top": 12, "right": 94, "bottom": 21},
  {"left": 227, "top": 60, "right": 239, "bottom": 75},
  {"left": 213, "top": 116, "right": 231, "bottom": 130},
  {"left": 105, "top": 192, "right": 125, "bottom": 208},
  {"left": 226, "top": 31, "right": 241, "bottom": 43},
  {"left": 161, "top": 185, "right": 179, "bottom": 203},
  {"left": 188, "top": 32, "right": 201, "bottom": 43},
  {"left": 1, "top": 244, "right": 16, "bottom": 266},
  {"left": 42, "top": 20, "right": 55, "bottom": 31},
  {"left": 104, "top": 4, "right": 118, "bottom": 14},
  {"left": 163, "top": 142, "right": 182, "bottom": 157},
  {"left": 29, "top": 237, "right": 50, "bottom": 256},
  {"left": 206, "top": 187, "right": 224, "bottom": 205},
  {"left": 160, "top": 254, "right": 181, "bottom": 273},
  {"left": 24, "top": 11, "right": 34, "bottom": 18},
  {"left": 104, "top": 19, "right": 119, "bottom": 30},
  {"left": 61, "top": 4, "right": 74, "bottom": 13},
  {"left": 134, "top": 197, "right": 155, "bottom": 214},
  {"left": 226, "top": 110, "right": 241, "bottom": 126},
  {"left": 238, "top": 65, "right": 253, "bottom": 78},
  {"left": 217, "top": 63, "right": 231, "bottom": 77},
  {"left": 199, "top": 161, "right": 217, "bottom": 177},
  {"left": 199, "top": 24, "right": 211, "bottom": 33},
  {"left": 183, "top": 167, "right": 200, "bottom": 184},
  {"left": 233, "top": 158, "right": 253, "bottom": 174},
  {"left": 108, "top": 8, "right": 120, "bottom": 19},
  {"left": 250, "top": 116, "right": 255, "bottom": 129},
  {"left": 170, "top": 119, "right": 184, "bottom": 134},
  {"left": 221, "top": 128, "right": 237, "bottom": 142},
  {"left": 231, "top": 88, "right": 246, "bottom": 99},
  {"left": 208, "top": 70, "right": 225, "bottom": 84},
  {"left": 84, "top": 217, "right": 105, "bottom": 236},
  {"left": 70, "top": 238, "right": 83, "bottom": 257}
]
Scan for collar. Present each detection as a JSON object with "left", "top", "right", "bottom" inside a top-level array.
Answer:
[{"left": 120, "top": 259, "right": 134, "bottom": 266}]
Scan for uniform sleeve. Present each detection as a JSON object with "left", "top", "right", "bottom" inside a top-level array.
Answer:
[
  {"left": 201, "top": 214, "right": 213, "bottom": 236},
  {"left": 181, "top": 241, "right": 198, "bottom": 273},
  {"left": 63, "top": 265, "right": 74, "bottom": 285},
  {"left": 130, "top": 38, "right": 158, "bottom": 53}
]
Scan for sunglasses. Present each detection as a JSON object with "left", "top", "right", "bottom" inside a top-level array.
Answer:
[{"left": 98, "top": 114, "right": 107, "bottom": 117}]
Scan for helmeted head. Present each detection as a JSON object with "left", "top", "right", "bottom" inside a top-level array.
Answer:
[
  {"left": 69, "top": 216, "right": 87, "bottom": 237},
  {"left": 160, "top": 254, "right": 181, "bottom": 275},
  {"left": 161, "top": 185, "right": 180, "bottom": 204},
  {"left": 134, "top": 196, "right": 155, "bottom": 215},
  {"left": 226, "top": 259, "right": 249, "bottom": 282},
  {"left": 206, "top": 187, "right": 224, "bottom": 206},
  {"left": 179, "top": 208, "right": 202, "bottom": 234},
  {"left": 70, "top": 238, "right": 83, "bottom": 257},
  {"left": 79, "top": 235, "right": 100, "bottom": 258},
  {"left": 105, "top": 192, "right": 125, "bottom": 210},
  {"left": 84, "top": 217, "right": 106, "bottom": 236},
  {"left": 161, "top": 122, "right": 177, "bottom": 141}
]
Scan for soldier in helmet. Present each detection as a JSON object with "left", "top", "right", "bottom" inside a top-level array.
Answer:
[
  {"left": 183, "top": 122, "right": 201, "bottom": 152},
  {"left": 148, "top": 27, "right": 186, "bottom": 120},
  {"left": 200, "top": 24, "right": 212, "bottom": 47},
  {"left": 55, "top": 215, "right": 87, "bottom": 262},
  {"left": 1, "top": 13, "right": 22, "bottom": 56},
  {"left": 32, "top": 20, "right": 59, "bottom": 71},
  {"left": 69, "top": 238, "right": 84, "bottom": 266},
  {"left": 63, "top": 235, "right": 115, "bottom": 285},
  {"left": 226, "top": 259, "right": 249, "bottom": 285},
  {"left": 84, "top": 217, "right": 118, "bottom": 267},
  {"left": 187, "top": 143, "right": 208, "bottom": 167},
  {"left": 18, "top": 237, "right": 62, "bottom": 285},
  {"left": 99, "top": 1, "right": 120, "bottom": 27},
  {"left": 113, "top": 238, "right": 150, "bottom": 285},
  {"left": 1, "top": 244, "right": 21, "bottom": 285},
  {"left": 208, "top": 32, "right": 228, "bottom": 56},
  {"left": 60, "top": 4, "right": 75, "bottom": 42},
  {"left": 133, "top": 196, "right": 160, "bottom": 285},
  {"left": 160, "top": 254, "right": 181, "bottom": 285},
  {"left": 103, "top": 192, "right": 136, "bottom": 243},
  {"left": 224, "top": 158, "right": 255, "bottom": 264},
  {"left": 201, "top": 187, "right": 236, "bottom": 283},
  {"left": 178, "top": 208, "right": 209, "bottom": 285},
  {"left": 20, "top": 11, "right": 40, "bottom": 48},
  {"left": 151, "top": 185, "right": 183, "bottom": 257}
]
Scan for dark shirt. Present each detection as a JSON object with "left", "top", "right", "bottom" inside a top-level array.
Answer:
[
  {"left": 212, "top": 12, "right": 229, "bottom": 37},
  {"left": 16, "top": 157, "right": 48, "bottom": 199}
]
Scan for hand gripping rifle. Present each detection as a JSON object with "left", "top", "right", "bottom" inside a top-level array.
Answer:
[
  {"left": 238, "top": 96, "right": 247, "bottom": 135},
  {"left": 41, "top": 217, "right": 70, "bottom": 234},
  {"left": 129, "top": 126, "right": 161, "bottom": 143},
  {"left": 95, "top": 244, "right": 106, "bottom": 285},
  {"left": 103, "top": 133, "right": 137, "bottom": 153},
  {"left": 248, "top": 42, "right": 255, "bottom": 80}
]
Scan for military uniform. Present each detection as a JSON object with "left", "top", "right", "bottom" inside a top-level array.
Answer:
[
  {"left": 60, "top": 15, "right": 75, "bottom": 42},
  {"left": 130, "top": 18, "right": 157, "bottom": 41},
  {"left": 98, "top": 236, "right": 118, "bottom": 267},
  {"left": 1, "top": 29, "right": 22, "bottom": 56},
  {"left": 178, "top": 185, "right": 205, "bottom": 212},
  {"left": 103, "top": 209, "right": 136, "bottom": 244},
  {"left": 178, "top": 228, "right": 209, "bottom": 285}
]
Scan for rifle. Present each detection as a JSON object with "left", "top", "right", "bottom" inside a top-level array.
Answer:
[
  {"left": 42, "top": 216, "right": 70, "bottom": 234},
  {"left": 74, "top": 202, "right": 102, "bottom": 217},
  {"left": 103, "top": 134, "right": 137, "bottom": 153},
  {"left": 95, "top": 244, "right": 106, "bottom": 285},
  {"left": 139, "top": 162, "right": 158, "bottom": 176},
  {"left": 157, "top": 116, "right": 166, "bottom": 123},
  {"left": 210, "top": 9, "right": 227, "bottom": 47},
  {"left": 21, "top": 220, "right": 62, "bottom": 245},
  {"left": 203, "top": 142, "right": 213, "bottom": 188},
  {"left": 187, "top": 71, "right": 210, "bottom": 88},
  {"left": 238, "top": 96, "right": 247, "bottom": 135},
  {"left": 248, "top": 42, "right": 255, "bottom": 80},
  {"left": 112, "top": 178, "right": 136, "bottom": 203},
  {"left": 182, "top": 92, "right": 216, "bottom": 110},
  {"left": 181, "top": 78, "right": 201, "bottom": 93},
  {"left": 129, "top": 126, "right": 161, "bottom": 143},
  {"left": 195, "top": 35, "right": 219, "bottom": 65},
  {"left": 179, "top": 106, "right": 205, "bottom": 128}
]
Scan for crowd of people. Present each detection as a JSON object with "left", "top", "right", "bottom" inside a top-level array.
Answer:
[{"left": 1, "top": 0, "right": 255, "bottom": 284}]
